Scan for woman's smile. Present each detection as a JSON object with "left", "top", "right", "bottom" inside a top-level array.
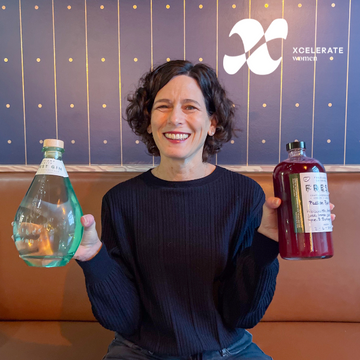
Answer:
[{"left": 163, "top": 132, "right": 190, "bottom": 141}]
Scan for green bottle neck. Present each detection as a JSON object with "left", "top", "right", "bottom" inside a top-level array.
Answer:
[{"left": 42, "top": 146, "right": 64, "bottom": 160}]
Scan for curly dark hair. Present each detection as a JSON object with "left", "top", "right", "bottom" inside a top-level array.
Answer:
[{"left": 125, "top": 60, "right": 236, "bottom": 162}]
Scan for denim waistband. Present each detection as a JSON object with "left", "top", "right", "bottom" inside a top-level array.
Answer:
[{"left": 114, "top": 331, "right": 253, "bottom": 360}]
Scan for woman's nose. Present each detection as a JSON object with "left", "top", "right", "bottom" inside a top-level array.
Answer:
[{"left": 167, "top": 107, "right": 183, "bottom": 126}]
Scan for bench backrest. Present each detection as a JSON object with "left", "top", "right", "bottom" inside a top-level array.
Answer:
[{"left": 0, "top": 172, "right": 359, "bottom": 322}]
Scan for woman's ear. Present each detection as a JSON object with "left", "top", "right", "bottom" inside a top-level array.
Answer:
[
  {"left": 208, "top": 116, "right": 217, "bottom": 136},
  {"left": 147, "top": 124, "right": 152, "bottom": 134}
]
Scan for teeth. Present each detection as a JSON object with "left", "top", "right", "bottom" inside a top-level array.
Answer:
[{"left": 165, "top": 133, "right": 189, "bottom": 140}]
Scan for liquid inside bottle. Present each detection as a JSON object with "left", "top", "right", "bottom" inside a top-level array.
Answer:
[
  {"left": 273, "top": 141, "right": 334, "bottom": 260},
  {"left": 12, "top": 139, "right": 83, "bottom": 267}
]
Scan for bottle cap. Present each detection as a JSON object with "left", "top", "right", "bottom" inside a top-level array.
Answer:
[
  {"left": 43, "top": 139, "right": 64, "bottom": 149},
  {"left": 286, "top": 140, "right": 306, "bottom": 151}
]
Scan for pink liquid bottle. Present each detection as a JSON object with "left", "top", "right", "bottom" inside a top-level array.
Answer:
[{"left": 273, "top": 141, "right": 334, "bottom": 260}]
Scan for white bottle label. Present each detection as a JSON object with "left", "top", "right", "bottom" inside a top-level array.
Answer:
[
  {"left": 289, "top": 172, "right": 332, "bottom": 233},
  {"left": 36, "top": 158, "right": 69, "bottom": 177}
]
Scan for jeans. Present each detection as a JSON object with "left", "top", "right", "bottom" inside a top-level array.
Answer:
[{"left": 102, "top": 331, "right": 272, "bottom": 360}]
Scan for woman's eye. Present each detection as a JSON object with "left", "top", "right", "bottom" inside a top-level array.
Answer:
[{"left": 185, "top": 105, "right": 196, "bottom": 110}]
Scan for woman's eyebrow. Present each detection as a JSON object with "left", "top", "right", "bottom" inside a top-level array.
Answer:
[
  {"left": 153, "top": 99, "right": 172, "bottom": 106},
  {"left": 182, "top": 99, "right": 201, "bottom": 107},
  {"left": 153, "top": 99, "right": 202, "bottom": 107}
]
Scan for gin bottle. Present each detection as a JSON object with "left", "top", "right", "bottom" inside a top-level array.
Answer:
[{"left": 12, "top": 139, "right": 83, "bottom": 267}]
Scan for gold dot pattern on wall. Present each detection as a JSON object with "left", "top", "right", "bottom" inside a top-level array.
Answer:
[
  {"left": 101, "top": 58, "right": 106, "bottom": 62},
  {"left": 70, "top": 104, "right": 74, "bottom": 108},
  {"left": 4, "top": 58, "right": 8, "bottom": 62},
  {"left": 199, "top": 5, "right": 203, "bottom": 9},
  {"left": 67, "top": 5, "right": 71, "bottom": 10},
  {"left": 331, "top": 3, "right": 335, "bottom": 7},
  {"left": 38, "top": 104, "right": 42, "bottom": 108},
  {"left": 328, "top": 103, "right": 332, "bottom": 107},
  {"left": 102, "top": 104, "right": 107, "bottom": 108},
  {"left": 36, "top": 58, "right": 41, "bottom": 62},
  {"left": 100, "top": 5, "right": 104, "bottom": 10},
  {"left": 262, "top": 140, "right": 266, "bottom": 144},
  {"left": 166, "top": 58, "right": 170, "bottom": 62},
  {"left": 135, "top": 140, "right": 140, "bottom": 144},
  {"left": 1, "top": 5, "right": 5, "bottom": 10},
  {"left": 133, "top": 5, "right": 137, "bottom": 9},
  {"left": 298, "top": 3, "right": 302, "bottom": 7},
  {"left": 7, "top": 140, "right": 11, "bottom": 144},
  {"left": 232, "top": 104, "right": 235, "bottom": 108},
  {"left": 199, "top": 58, "right": 203, "bottom": 62},
  {"left": 231, "top": 140, "right": 235, "bottom": 144},
  {"left": 103, "top": 140, "right": 107, "bottom": 144},
  {"left": 295, "top": 103, "right": 300, "bottom": 107},
  {"left": 327, "top": 139, "right": 331, "bottom": 143},
  {"left": 39, "top": 140, "right": 43, "bottom": 144},
  {"left": 166, "top": 5, "right": 170, "bottom": 9},
  {"left": 263, "top": 103, "right": 267, "bottom": 108},
  {"left": 134, "top": 58, "right": 138, "bottom": 62},
  {"left": 71, "top": 140, "right": 75, "bottom": 144},
  {"left": 6, "top": 104, "right": 10, "bottom": 108},
  {"left": 265, "top": 4, "right": 269, "bottom": 8},
  {"left": 232, "top": 4, "right": 236, "bottom": 9},
  {"left": 35, "top": 5, "right": 39, "bottom": 10},
  {"left": 69, "top": 58, "right": 73, "bottom": 62},
  {"left": 330, "top": 56, "right": 334, "bottom": 61}
]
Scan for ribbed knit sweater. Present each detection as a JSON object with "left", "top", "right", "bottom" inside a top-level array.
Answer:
[{"left": 78, "top": 166, "right": 279, "bottom": 356}]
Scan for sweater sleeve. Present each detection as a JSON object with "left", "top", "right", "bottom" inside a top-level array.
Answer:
[
  {"left": 218, "top": 185, "right": 279, "bottom": 329},
  {"left": 76, "top": 195, "right": 141, "bottom": 336}
]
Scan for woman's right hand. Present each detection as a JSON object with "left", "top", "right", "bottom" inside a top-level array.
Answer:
[{"left": 74, "top": 214, "right": 102, "bottom": 262}]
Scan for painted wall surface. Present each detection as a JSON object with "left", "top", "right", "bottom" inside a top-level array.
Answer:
[{"left": 0, "top": 0, "right": 359, "bottom": 168}]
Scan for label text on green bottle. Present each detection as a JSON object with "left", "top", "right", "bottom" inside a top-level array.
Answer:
[{"left": 36, "top": 159, "right": 69, "bottom": 177}]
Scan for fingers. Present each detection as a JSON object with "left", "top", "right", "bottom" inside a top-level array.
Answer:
[
  {"left": 265, "top": 196, "right": 281, "bottom": 209},
  {"left": 330, "top": 203, "right": 335, "bottom": 221},
  {"left": 81, "top": 214, "right": 95, "bottom": 229}
]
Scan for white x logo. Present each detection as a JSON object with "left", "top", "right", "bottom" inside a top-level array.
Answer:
[{"left": 223, "top": 19, "right": 288, "bottom": 75}]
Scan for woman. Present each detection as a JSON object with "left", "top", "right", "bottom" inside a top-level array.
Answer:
[{"left": 75, "top": 60, "right": 283, "bottom": 359}]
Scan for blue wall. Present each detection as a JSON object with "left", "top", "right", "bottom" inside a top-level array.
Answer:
[{"left": 0, "top": 0, "right": 359, "bottom": 167}]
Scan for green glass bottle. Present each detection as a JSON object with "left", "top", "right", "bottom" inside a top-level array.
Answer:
[{"left": 12, "top": 139, "right": 83, "bottom": 267}]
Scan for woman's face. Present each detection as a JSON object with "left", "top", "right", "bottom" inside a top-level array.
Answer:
[{"left": 148, "top": 75, "right": 216, "bottom": 165}]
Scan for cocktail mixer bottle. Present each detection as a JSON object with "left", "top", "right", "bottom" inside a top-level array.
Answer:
[{"left": 273, "top": 141, "right": 334, "bottom": 260}]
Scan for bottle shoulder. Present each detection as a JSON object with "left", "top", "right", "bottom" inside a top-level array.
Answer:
[{"left": 273, "top": 157, "right": 325, "bottom": 177}]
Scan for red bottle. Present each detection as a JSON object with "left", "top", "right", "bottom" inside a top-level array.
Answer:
[{"left": 273, "top": 141, "right": 334, "bottom": 260}]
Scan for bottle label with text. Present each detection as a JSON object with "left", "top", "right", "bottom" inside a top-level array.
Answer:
[
  {"left": 289, "top": 172, "right": 332, "bottom": 233},
  {"left": 36, "top": 159, "right": 69, "bottom": 177}
]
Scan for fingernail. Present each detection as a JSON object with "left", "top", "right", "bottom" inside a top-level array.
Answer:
[{"left": 11, "top": 221, "right": 14, "bottom": 226}]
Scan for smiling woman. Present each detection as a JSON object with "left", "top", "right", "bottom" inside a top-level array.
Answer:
[
  {"left": 147, "top": 75, "right": 218, "bottom": 179},
  {"left": 75, "top": 60, "right": 285, "bottom": 360}
]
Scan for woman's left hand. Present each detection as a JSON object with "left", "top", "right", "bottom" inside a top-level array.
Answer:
[
  {"left": 257, "top": 197, "right": 281, "bottom": 242},
  {"left": 257, "top": 197, "right": 336, "bottom": 242}
]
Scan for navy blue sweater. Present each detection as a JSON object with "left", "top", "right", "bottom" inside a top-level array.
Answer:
[{"left": 78, "top": 166, "right": 279, "bottom": 356}]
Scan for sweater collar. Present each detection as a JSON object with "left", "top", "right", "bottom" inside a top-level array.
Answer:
[{"left": 142, "top": 165, "right": 226, "bottom": 188}]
